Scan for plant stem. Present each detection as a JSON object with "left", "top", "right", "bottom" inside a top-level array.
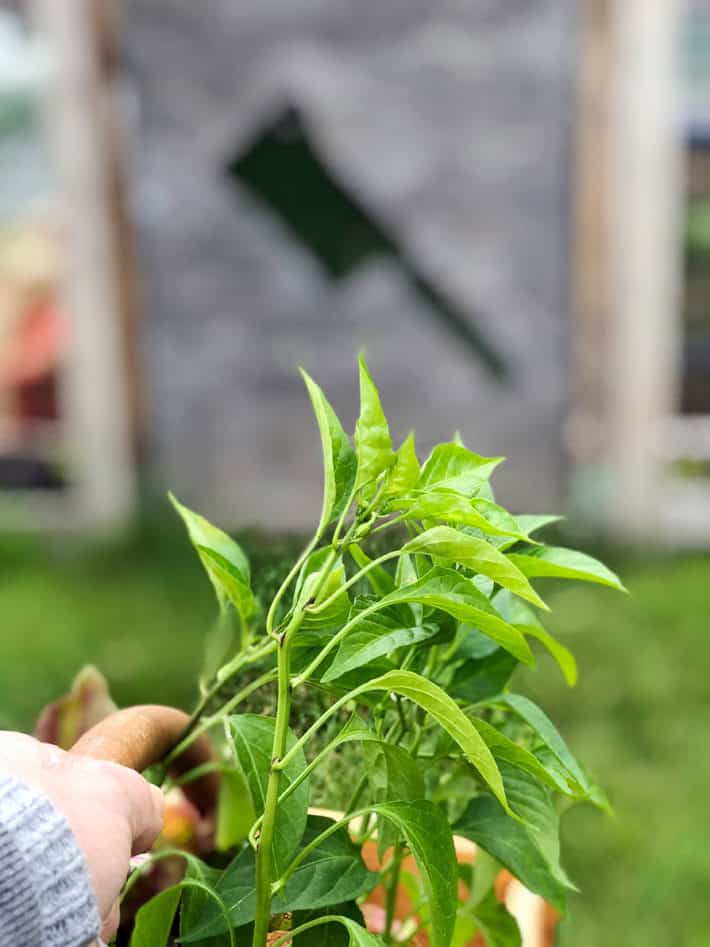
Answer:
[
  {"left": 423, "top": 644, "right": 439, "bottom": 677},
  {"left": 174, "top": 638, "right": 277, "bottom": 751},
  {"left": 331, "top": 482, "right": 358, "bottom": 546},
  {"left": 252, "top": 543, "right": 339, "bottom": 947},
  {"left": 440, "top": 630, "right": 463, "bottom": 664},
  {"left": 216, "top": 638, "right": 275, "bottom": 684},
  {"left": 248, "top": 714, "right": 360, "bottom": 844},
  {"left": 276, "top": 684, "right": 364, "bottom": 771},
  {"left": 280, "top": 672, "right": 406, "bottom": 771},
  {"left": 369, "top": 512, "right": 407, "bottom": 536},
  {"left": 275, "top": 818, "right": 347, "bottom": 890},
  {"left": 274, "top": 808, "right": 370, "bottom": 893},
  {"left": 162, "top": 760, "right": 226, "bottom": 793},
  {"left": 269, "top": 916, "right": 343, "bottom": 947},
  {"left": 164, "top": 668, "right": 276, "bottom": 766},
  {"left": 121, "top": 847, "right": 203, "bottom": 901},
  {"left": 291, "top": 599, "right": 383, "bottom": 687},
  {"left": 252, "top": 642, "right": 292, "bottom": 947},
  {"left": 395, "top": 695, "right": 408, "bottom": 733},
  {"left": 306, "top": 549, "right": 401, "bottom": 614},
  {"left": 345, "top": 771, "right": 369, "bottom": 815},
  {"left": 265, "top": 533, "right": 320, "bottom": 636},
  {"left": 175, "top": 880, "right": 237, "bottom": 947}
]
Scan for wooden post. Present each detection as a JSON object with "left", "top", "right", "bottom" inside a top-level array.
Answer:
[
  {"left": 605, "top": 0, "right": 684, "bottom": 539},
  {"left": 29, "top": 0, "right": 136, "bottom": 530},
  {"left": 569, "top": 0, "right": 615, "bottom": 511}
]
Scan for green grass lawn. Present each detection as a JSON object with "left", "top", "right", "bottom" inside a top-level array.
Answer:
[
  {"left": 519, "top": 554, "right": 710, "bottom": 947},
  {"left": 1, "top": 526, "right": 708, "bottom": 946}
]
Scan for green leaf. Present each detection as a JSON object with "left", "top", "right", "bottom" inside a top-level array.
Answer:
[
  {"left": 499, "top": 764, "right": 574, "bottom": 891},
  {"left": 179, "top": 847, "right": 256, "bottom": 941},
  {"left": 367, "top": 741, "right": 426, "bottom": 805},
  {"left": 354, "top": 357, "right": 395, "bottom": 494},
  {"left": 280, "top": 816, "right": 377, "bottom": 913},
  {"left": 468, "top": 717, "right": 577, "bottom": 796},
  {"left": 498, "top": 694, "right": 590, "bottom": 794},
  {"left": 394, "top": 551, "right": 420, "bottom": 588},
  {"left": 451, "top": 915, "right": 478, "bottom": 947},
  {"left": 291, "top": 903, "right": 365, "bottom": 947},
  {"left": 377, "top": 567, "right": 534, "bottom": 666},
  {"left": 348, "top": 545, "right": 395, "bottom": 597},
  {"left": 382, "top": 433, "right": 420, "bottom": 499},
  {"left": 130, "top": 886, "right": 182, "bottom": 947},
  {"left": 182, "top": 817, "right": 376, "bottom": 941},
  {"left": 417, "top": 443, "right": 503, "bottom": 496},
  {"left": 363, "top": 741, "right": 426, "bottom": 857},
  {"left": 513, "top": 514, "right": 563, "bottom": 536},
  {"left": 296, "top": 550, "right": 351, "bottom": 630},
  {"left": 523, "top": 624, "right": 577, "bottom": 686},
  {"left": 396, "top": 491, "right": 528, "bottom": 542},
  {"left": 170, "top": 493, "right": 256, "bottom": 621},
  {"left": 507, "top": 546, "right": 625, "bottom": 591},
  {"left": 322, "top": 614, "right": 438, "bottom": 682},
  {"left": 170, "top": 493, "right": 250, "bottom": 581},
  {"left": 308, "top": 917, "right": 385, "bottom": 947},
  {"left": 473, "top": 479, "right": 496, "bottom": 503},
  {"left": 179, "top": 861, "right": 236, "bottom": 947},
  {"left": 454, "top": 626, "right": 498, "bottom": 660},
  {"left": 370, "top": 800, "right": 457, "bottom": 947},
  {"left": 492, "top": 590, "right": 577, "bottom": 686},
  {"left": 301, "top": 369, "right": 357, "bottom": 531},
  {"left": 228, "top": 715, "right": 309, "bottom": 875},
  {"left": 215, "top": 767, "right": 255, "bottom": 851},
  {"left": 403, "top": 527, "right": 547, "bottom": 610},
  {"left": 449, "top": 649, "right": 518, "bottom": 704},
  {"left": 471, "top": 890, "right": 521, "bottom": 947},
  {"left": 359, "top": 670, "right": 509, "bottom": 811},
  {"left": 196, "top": 547, "right": 257, "bottom": 626},
  {"left": 316, "top": 713, "right": 380, "bottom": 754},
  {"left": 393, "top": 552, "right": 424, "bottom": 624},
  {"left": 454, "top": 792, "right": 569, "bottom": 913}
]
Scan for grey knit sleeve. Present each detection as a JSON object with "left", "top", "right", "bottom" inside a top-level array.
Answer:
[{"left": 0, "top": 774, "right": 101, "bottom": 947}]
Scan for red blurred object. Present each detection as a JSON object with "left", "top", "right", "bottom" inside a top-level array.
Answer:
[{"left": 7, "top": 298, "right": 66, "bottom": 422}]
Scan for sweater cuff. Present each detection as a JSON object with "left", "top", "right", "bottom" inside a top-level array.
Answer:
[{"left": 0, "top": 774, "right": 101, "bottom": 947}]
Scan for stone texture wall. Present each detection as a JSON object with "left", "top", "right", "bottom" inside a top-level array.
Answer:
[{"left": 122, "top": 0, "right": 576, "bottom": 530}]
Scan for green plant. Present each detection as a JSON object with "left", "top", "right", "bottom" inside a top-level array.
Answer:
[{"left": 127, "top": 359, "right": 624, "bottom": 947}]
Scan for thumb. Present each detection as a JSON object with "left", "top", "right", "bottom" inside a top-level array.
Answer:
[{"left": 100, "top": 760, "right": 165, "bottom": 854}]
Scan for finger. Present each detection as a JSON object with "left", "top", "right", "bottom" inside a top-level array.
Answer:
[
  {"left": 70, "top": 706, "right": 219, "bottom": 816},
  {"left": 101, "top": 761, "right": 165, "bottom": 854},
  {"left": 100, "top": 899, "right": 121, "bottom": 943},
  {"left": 70, "top": 705, "right": 193, "bottom": 771}
]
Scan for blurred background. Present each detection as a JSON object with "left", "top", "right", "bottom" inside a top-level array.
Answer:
[{"left": 1, "top": 1, "right": 709, "bottom": 944}]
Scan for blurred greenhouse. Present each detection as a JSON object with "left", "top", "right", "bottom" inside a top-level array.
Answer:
[
  {"left": 0, "top": 0, "right": 708, "bottom": 541},
  {"left": 1, "top": 2, "right": 710, "bottom": 947}
]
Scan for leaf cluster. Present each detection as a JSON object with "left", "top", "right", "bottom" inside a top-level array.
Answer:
[{"left": 136, "top": 359, "right": 624, "bottom": 947}]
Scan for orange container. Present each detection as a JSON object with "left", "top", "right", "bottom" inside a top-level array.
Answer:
[{"left": 312, "top": 809, "right": 558, "bottom": 947}]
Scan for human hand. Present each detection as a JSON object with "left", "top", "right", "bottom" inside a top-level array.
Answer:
[{"left": 0, "top": 731, "right": 165, "bottom": 943}]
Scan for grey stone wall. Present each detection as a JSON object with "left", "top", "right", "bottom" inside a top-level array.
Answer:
[{"left": 122, "top": 0, "right": 575, "bottom": 530}]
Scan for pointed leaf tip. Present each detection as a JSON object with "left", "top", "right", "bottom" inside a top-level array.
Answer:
[
  {"left": 301, "top": 369, "right": 357, "bottom": 530},
  {"left": 355, "top": 357, "right": 395, "bottom": 494}
]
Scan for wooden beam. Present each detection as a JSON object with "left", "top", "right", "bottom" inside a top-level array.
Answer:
[
  {"left": 29, "top": 0, "right": 136, "bottom": 530},
  {"left": 569, "top": 0, "right": 616, "bottom": 494},
  {"left": 605, "top": 0, "right": 684, "bottom": 538}
]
